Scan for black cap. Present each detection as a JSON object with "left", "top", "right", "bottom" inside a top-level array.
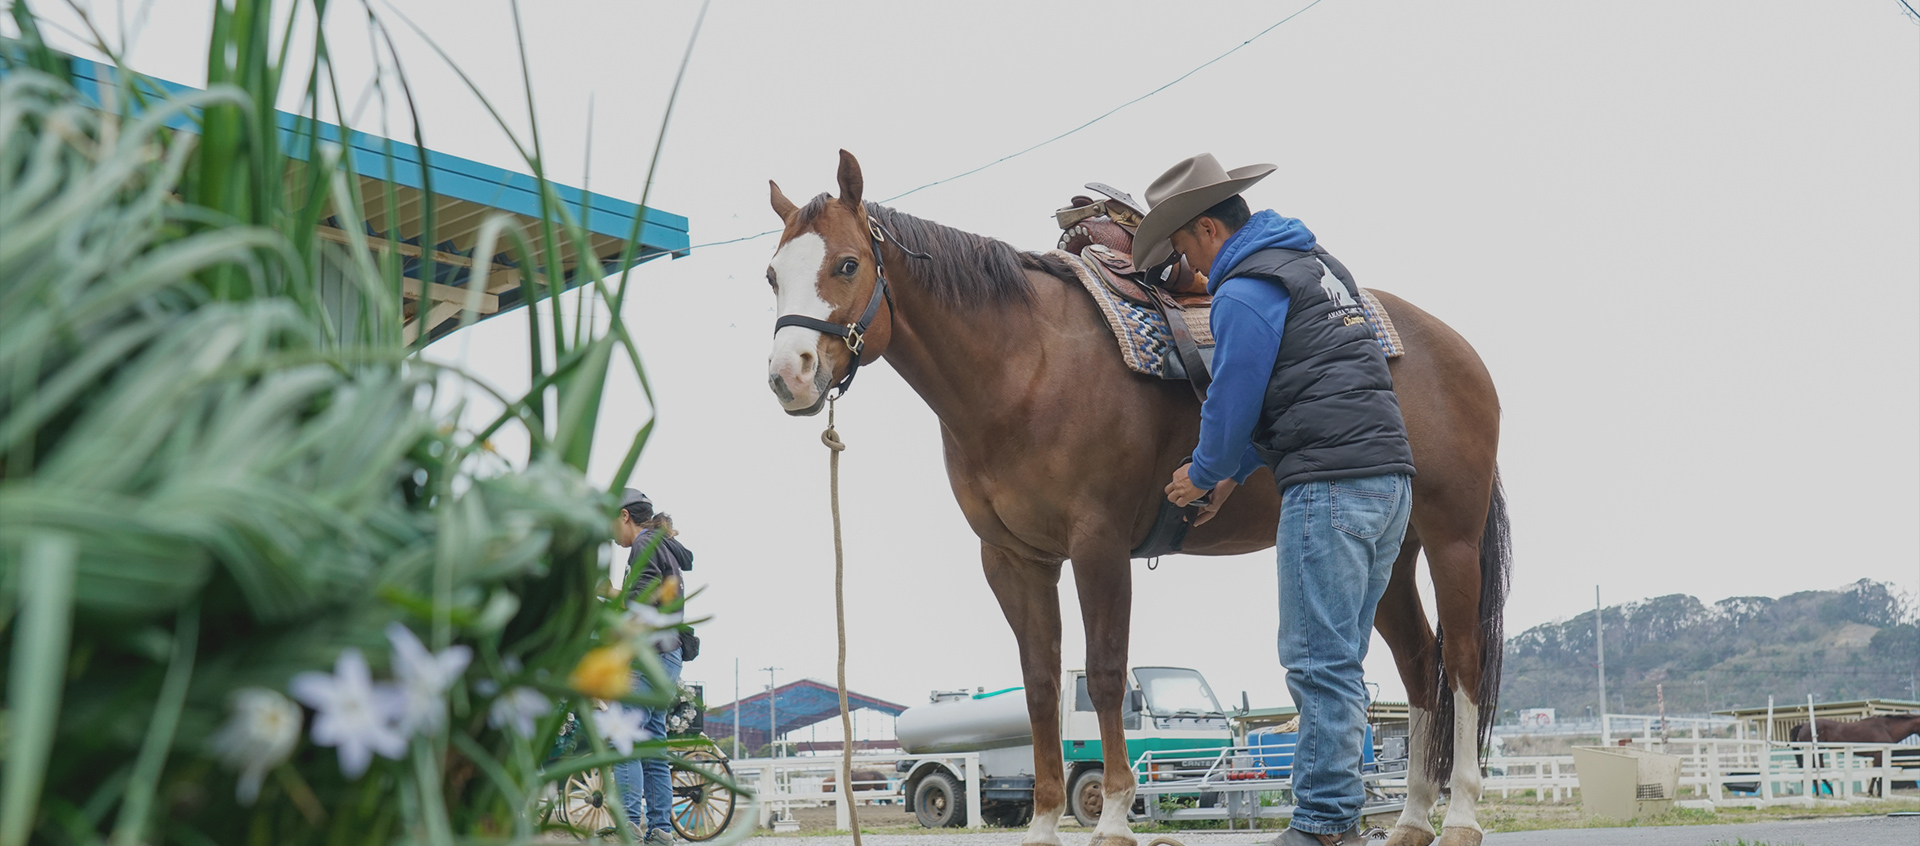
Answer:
[{"left": 620, "top": 488, "right": 653, "bottom": 516}]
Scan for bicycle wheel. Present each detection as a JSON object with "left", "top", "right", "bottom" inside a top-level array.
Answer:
[
  {"left": 557, "top": 769, "right": 622, "bottom": 839},
  {"left": 670, "top": 747, "right": 738, "bottom": 841}
]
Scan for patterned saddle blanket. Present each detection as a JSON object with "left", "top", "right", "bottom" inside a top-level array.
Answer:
[{"left": 1056, "top": 250, "right": 1404, "bottom": 381}]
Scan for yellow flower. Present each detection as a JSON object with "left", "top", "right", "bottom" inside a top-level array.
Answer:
[
  {"left": 568, "top": 645, "right": 634, "bottom": 699},
  {"left": 656, "top": 577, "right": 680, "bottom": 605}
]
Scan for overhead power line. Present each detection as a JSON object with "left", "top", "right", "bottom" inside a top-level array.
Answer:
[{"left": 684, "top": 0, "right": 1331, "bottom": 253}]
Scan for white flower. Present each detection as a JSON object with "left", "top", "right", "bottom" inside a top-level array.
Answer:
[
  {"left": 593, "top": 706, "right": 653, "bottom": 756},
  {"left": 620, "top": 602, "right": 684, "bottom": 653},
  {"left": 385, "top": 623, "right": 472, "bottom": 735},
  {"left": 209, "top": 688, "right": 302, "bottom": 804},
  {"left": 488, "top": 686, "right": 550, "bottom": 738},
  {"left": 289, "top": 648, "right": 408, "bottom": 778}
]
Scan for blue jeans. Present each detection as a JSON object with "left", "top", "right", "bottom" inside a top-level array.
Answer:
[
  {"left": 614, "top": 646, "right": 682, "bottom": 832},
  {"left": 1277, "top": 474, "right": 1411, "bottom": 835}
]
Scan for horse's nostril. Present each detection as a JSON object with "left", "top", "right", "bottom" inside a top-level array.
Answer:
[{"left": 798, "top": 351, "right": 815, "bottom": 373}]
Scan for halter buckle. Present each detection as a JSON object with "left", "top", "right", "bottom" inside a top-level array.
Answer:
[
  {"left": 844, "top": 325, "right": 865, "bottom": 354},
  {"left": 868, "top": 219, "right": 886, "bottom": 243}
]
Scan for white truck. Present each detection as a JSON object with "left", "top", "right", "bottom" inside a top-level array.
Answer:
[{"left": 894, "top": 666, "right": 1236, "bottom": 828}]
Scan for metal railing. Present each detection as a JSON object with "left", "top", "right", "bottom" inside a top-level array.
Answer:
[
  {"left": 1126, "top": 742, "right": 1407, "bottom": 828},
  {"left": 727, "top": 752, "right": 983, "bottom": 830}
]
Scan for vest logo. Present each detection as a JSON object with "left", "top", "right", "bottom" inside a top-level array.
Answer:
[{"left": 1316, "top": 261, "right": 1358, "bottom": 307}]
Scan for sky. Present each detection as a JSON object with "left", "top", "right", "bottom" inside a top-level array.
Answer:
[{"left": 14, "top": 1, "right": 1919, "bottom": 729}]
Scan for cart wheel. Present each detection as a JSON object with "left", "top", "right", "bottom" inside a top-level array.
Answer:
[
  {"left": 671, "top": 747, "right": 737, "bottom": 841},
  {"left": 556, "top": 769, "right": 622, "bottom": 839}
]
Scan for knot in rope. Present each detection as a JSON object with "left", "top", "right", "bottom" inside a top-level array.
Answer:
[{"left": 821, "top": 398, "right": 846, "bottom": 452}]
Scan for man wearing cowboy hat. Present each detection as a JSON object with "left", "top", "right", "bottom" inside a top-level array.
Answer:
[{"left": 1147, "top": 154, "right": 1415, "bottom": 846}]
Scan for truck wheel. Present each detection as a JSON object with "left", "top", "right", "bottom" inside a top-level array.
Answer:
[
  {"left": 913, "top": 772, "right": 966, "bottom": 828},
  {"left": 1069, "top": 767, "right": 1104, "bottom": 827}
]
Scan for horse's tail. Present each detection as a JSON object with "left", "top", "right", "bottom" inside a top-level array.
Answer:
[{"left": 1426, "top": 468, "right": 1512, "bottom": 784}]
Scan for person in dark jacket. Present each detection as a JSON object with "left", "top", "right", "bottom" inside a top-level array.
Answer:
[
  {"left": 611, "top": 488, "right": 690, "bottom": 844},
  {"left": 1140, "top": 154, "right": 1415, "bottom": 846}
]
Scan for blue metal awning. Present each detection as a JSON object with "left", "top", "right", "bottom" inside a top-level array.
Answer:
[
  {"left": 707, "top": 680, "right": 908, "bottom": 752},
  {"left": 3, "top": 41, "right": 690, "bottom": 342}
]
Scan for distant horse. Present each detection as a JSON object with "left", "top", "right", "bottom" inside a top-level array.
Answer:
[
  {"left": 824, "top": 769, "right": 891, "bottom": 797},
  {"left": 761, "top": 151, "right": 1508, "bottom": 846},
  {"left": 1790, "top": 714, "right": 1920, "bottom": 797}
]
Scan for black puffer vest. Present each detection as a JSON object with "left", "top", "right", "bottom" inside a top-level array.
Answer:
[{"left": 1218, "top": 246, "right": 1415, "bottom": 489}]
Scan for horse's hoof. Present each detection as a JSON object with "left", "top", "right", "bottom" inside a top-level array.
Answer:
[
  {"left": 1434, "top": 827, "right": 1482, "bottom": 846},
  {"left": 1382, "top": 825, "right": 1436, "bottom": 846}
]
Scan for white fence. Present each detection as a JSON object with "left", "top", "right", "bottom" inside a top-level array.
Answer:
[
  {"left": 728, "top": 752, "right": 982, "bottom": 830},
  {"left": 1482, "top": 740, "right": 1917, "bottom": 807}
]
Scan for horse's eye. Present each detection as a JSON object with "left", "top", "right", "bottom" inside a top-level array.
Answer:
[
  {"left": 766, "top": 269, "right": 776, "bottom": 289},
  {"left": 839, "top": 258, "right": 858, "bottom": 276}
]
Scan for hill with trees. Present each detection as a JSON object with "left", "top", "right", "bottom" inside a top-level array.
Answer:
[{"left": 1499, "top": 579, "right": 1918, "bottom": 718}]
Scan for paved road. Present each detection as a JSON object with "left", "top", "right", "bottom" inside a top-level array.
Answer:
[{"left": 743, "top": 815, "right": 1918, "bottom": 846}]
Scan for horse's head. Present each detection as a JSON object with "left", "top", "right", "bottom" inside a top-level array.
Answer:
[{"left": 764, "top": 150, "right": 896, "bottom": 416}]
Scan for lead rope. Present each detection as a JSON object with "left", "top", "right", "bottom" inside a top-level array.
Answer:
[{"left": 821, "top": 398, "right": 863, "bottom": 846}]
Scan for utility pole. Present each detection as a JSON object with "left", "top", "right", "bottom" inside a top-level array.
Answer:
[
  {"left": 733, "top": 659, "right": 741, "bottom": 760},
  {"left": 762, "top": 666, "right": 783, "bottom": 757},
  {"left": 1596, "top": 586, "right": 1609, "bottom": 744}
]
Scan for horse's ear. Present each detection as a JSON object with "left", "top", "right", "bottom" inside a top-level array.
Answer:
[
  {"left": 836, "top": 149, "right": 864, "bottom": 212},
  {"left": 770, "top": 180, "right": 798, "bottom": 221}
]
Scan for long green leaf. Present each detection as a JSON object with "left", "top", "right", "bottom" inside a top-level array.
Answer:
[
  {"left": 109, "top": 603, "right": 199, "bottom": 846},
  {"left": 0, "top": 533, "right": 76, "bottom": 846}
]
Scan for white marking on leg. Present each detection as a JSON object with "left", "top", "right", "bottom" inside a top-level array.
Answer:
[
  {"left": 1393, "top": 705, "right": 1439, "bottom": 836},
  {"left": 766, "top": 233, "right": 833, "bottom": 410},
  {"left": 1093, "top": 781, "right": 1136, "bottom": 844},
  {"left": 1023, "top": 802, "right": 1063, "bottom": 846},
  {"left": 1440, "top": 690, "right": 1483, "bottom": 834}
]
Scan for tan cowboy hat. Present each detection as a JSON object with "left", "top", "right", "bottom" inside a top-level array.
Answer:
[{"left": 1130, "top": 153, "right": 1277, "bottom": 268}]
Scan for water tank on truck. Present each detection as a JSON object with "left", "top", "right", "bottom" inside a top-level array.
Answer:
[{"left": 895, "top": 687, "right": 1038, "bottom": 828}]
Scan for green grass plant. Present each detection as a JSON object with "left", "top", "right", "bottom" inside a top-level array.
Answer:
[{"left": 0, "top": 1, "right": 727, "bottom": 843}]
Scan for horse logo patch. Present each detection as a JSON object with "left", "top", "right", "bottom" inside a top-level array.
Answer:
[{"left": 1316, "top": 260, "right": 1358, "bottom": 307}]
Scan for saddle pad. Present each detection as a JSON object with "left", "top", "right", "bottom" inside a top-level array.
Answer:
[
  {"left": 1051, "top": 249, "right": 1177, "bottom": 379},
  {"left": 1358, "top": 288, "right": 1404, "bottom": 359},
  {"left": 1056, "top": 249, "right": 1405, "bottom": 376}
]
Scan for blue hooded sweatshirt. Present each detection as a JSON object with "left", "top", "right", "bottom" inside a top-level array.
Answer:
[{"left": 1186, "top": 210, "right": 1317, "bottom": 490}]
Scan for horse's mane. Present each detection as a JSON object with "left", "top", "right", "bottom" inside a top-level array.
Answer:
[{"left": 795, "top": 194, "right": 1076, "bottom": 309}]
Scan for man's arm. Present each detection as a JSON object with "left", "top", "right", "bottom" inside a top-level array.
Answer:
[{"left": 1186, "top": 293, "right": 1284, "bottom": 490}]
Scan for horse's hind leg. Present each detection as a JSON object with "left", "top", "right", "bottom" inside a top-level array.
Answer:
[
  {"left": 1375, "top": 532, "right": 1440, "bottom": 846},
  {"left": 1430, "top": 534, "right": 1490, "bottom": 846},
  {"left": 1070, "top": 546, "right": 1137, "bottom": 846},
  {"left": 981, "top": 545, "right": 1068, "bottom": 846}
]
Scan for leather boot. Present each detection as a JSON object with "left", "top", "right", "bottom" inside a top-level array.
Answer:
[{"left": 1268, "top": 825, "right": 1367, "bottom": 846}]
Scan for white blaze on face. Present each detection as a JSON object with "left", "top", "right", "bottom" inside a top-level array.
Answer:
[{"left": 767, "top": 232, "right": 833, "bottom": 410}]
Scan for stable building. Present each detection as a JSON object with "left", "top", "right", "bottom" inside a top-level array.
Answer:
[{"left": 1715, "top": 698, "right": 1920, "bottom": 743}]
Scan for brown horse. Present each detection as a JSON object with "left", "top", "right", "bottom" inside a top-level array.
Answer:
[
  {"left": 763, "top": 151, "right": 1507, "bottom": 846},
  {"left": 1791, "top": 714, "right": 1920, "bottom": 796}
]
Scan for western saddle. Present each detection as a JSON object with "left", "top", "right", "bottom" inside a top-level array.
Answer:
[{"left": 1055, "top": 184, "right": 1215, "bottom": 397}]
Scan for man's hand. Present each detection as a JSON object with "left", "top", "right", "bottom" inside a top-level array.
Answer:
[
  {"left": 1166, "top": 463, "right": 1211, "bottom": 508},
  {"left": 1192, "top": 478, "right": 1237, "bottom": 527}
]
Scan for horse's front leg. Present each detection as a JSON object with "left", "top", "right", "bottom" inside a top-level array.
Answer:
[
  {"left": 1071, "top": 546, "right": 1137, "bottom": 846},
  {"left": 981, "top": 545, "right": 1068, "bottom": 846}
]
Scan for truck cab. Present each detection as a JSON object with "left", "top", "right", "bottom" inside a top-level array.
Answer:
[{"left": 898, "top": 666, "right": 1236, "bottom": 828}]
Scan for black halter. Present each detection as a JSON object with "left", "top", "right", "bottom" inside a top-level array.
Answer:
[{"left": 773, "top": 216, "right": 926, "bottom": 399}]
